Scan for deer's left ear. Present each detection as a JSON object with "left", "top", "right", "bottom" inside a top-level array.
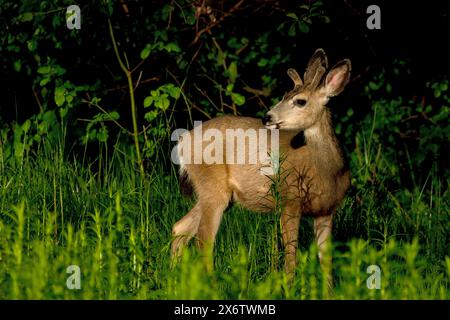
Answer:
[
  {"left": 324, "top": 59, "right": 351, "bottom": 97},
  {"left": 287, "top": 68, "right": 303, "bottom": 87},
  {"left": 304, "top": 48, "right": 328, "bottom": 84}
]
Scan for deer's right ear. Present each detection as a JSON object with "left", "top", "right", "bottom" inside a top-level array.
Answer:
[
  {"left": 287, "top": 68, "right": 303, "bottom": 87},
  {"left": 324, "top": 59, "right": 351, "bottom": 97}
]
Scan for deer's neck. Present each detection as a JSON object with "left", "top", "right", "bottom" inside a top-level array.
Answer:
[{"left": 303, "top": 108, "right": 344, "bottom": 178}]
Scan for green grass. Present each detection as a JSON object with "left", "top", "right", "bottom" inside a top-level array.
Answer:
[{"left": 0, "top": 135, "right": 449, "bottom": 300}]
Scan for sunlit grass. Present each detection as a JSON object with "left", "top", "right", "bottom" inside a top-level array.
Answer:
[{"left": 0, "top": 137, "right": 448, "bottom": 299}]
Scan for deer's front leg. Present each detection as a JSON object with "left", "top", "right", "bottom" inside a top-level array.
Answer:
[
  {"left": 314, "top": 213, "right": 333, "bottom": 290},
  {"left": 281, "top": 205, "right": 301, "bottom": 278}
]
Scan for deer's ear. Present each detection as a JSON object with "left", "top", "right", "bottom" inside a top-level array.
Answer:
[
  {"left": 324, "top": 59, "right": 351, "bottom": 97},
  {"left": 304, "top": 48, "right": 328, "bottom": 84},
  {"left": 287, "top": 68, "right": 303, "bottom": 86}
]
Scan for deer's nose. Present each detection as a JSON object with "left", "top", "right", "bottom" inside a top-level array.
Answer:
[{"left": 262, "top": 114, "right": 272, "bottom": 125}]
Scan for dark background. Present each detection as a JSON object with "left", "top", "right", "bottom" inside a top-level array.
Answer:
[
  {"left": 2, "top": 1, "right": 449, "bottom": 117},
  {"left": 0, "top": 0, "right": 448, "bottom": 183}
]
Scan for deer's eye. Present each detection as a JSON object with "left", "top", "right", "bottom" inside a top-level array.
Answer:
[{"left": 295, "top": 99, "right": 307, "bottom": 107}]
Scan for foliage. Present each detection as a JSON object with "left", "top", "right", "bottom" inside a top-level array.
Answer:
[{"left": 1, "top": 0, "right": 331, "bottom": 164}]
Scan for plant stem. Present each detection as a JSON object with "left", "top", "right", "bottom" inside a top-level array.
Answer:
[{"left": 108, "top": 19, "right": 145, "bottom": 178}]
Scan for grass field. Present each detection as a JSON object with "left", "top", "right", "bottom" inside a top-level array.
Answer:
[{"left": 0, "top": 124, "right": 449, "bottom": 300}]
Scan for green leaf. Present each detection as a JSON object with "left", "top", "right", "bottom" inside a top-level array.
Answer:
[
  {"left": 92, "top": 111, "right": 120, "bottom": 123},
  {"left": 20, "top": 12, "right": 33, "bottom": 22},
  {"left": 386, "top": 83, "right": 392, "bottom": 93},
  {"left": 368, "top": 81, "right": 379, "bottom": 91},
  {"left": 66, "top": 94, "right": 74, "bottom": 104},
  {"left": 27, "top": 39, "right": 37, "bottom": 51},
  {"left": 37, "top": 66, "right": 51, "bottom": 74},
  {"left": 298, "top": 21, "right": 310, "bottom": 33},
  {"left": 347, "top": 108, "right": 354, "bottom": 117},
  {"left": 22, "top": 120, "right": 31, "bottom": 133},
  {"left": 186, "top": 12, "right": 196, "bottom": 25},
  {"left": 288, "top": 24, "right": 296, "bottom": 36},
  {"left": 155, "top": 30, "right": 168, "bottom": 42},
  {"left": 140, "top": 44, "right": 152, "bottom": 60},
  {"left": 109, "top": 111, "right": 120, "bottom": 120},
  {"left": 143, "top": 96, "right": 153, "bottom": 107},
  {"left": 97, "top": 127, "right": 109, "bottom": 142},
  {"left": 88, "top": 129, "right": 97, "bottom": 141},
  {"left": 434, "top": 89, "right": 441, "bottom": 98},
  {"left": 164, "top": 84, "right": 180, "bottom": 99},
  {"left": 60, "top": 107, "right": 68, "bottom": 118},
  {"left": 165, "top": 42, "right": 181, "bottom": 53},
  {"left": 54, "top": 86, "right": 65, "bottom": 107},
  {"left": 40, "top": 77, "right": 50, "bottom": 86},
  {"left": 158, "top": 95, "right": 170, "bottom": 110},
  {"left": 145, "top": 110, "right": 159, "bottom": 122},
  {"left": 14, "top": 60, "right": 21, "bottom": 72},
  {"left": 161, "top": 4, "right": 171, "bottom": 22},
  {"left": 257, "top": 58, "right": 268, "bottom": 67},
  {"left": 216, "top": 49, "right": 226, "bottom": 66},
  {"left": 228, "top": 62, "right": 238, "bottom": 83},
  {"left": 54, "top": 65, "right": 66, "bottom": 76},
  {"left": 322, "top": 15, "right": 331, "bottom": 23},
  {"left": 231, "top": 93, "right": 245, "bottom": 106},
  {"left": 286, "top": 12, "right": 298, "bottom": 20},
  {"left": 312, "top": 1, "right": 324, "bottom": 8}
]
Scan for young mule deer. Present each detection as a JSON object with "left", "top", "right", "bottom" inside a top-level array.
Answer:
[{"left": 172, "top": 49, "right": 351, "bottom": 279}]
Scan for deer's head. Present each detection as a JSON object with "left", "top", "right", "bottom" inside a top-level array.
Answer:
[{"left": 263, "top": 49, "right": 351, "bottom": 131}]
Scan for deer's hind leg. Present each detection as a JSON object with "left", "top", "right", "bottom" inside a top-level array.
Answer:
[
  {"left": 172, "top": 167, "right": 231, "bottom": 262},
  {"left": 171, "top": 202, "right": 203, "bottom": 259},
  {"left": 191, "top": 191, "right": 230, "bottom": 271}
]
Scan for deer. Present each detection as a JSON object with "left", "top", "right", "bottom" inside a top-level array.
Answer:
[{"left": 171, "top": 48, "right": 351, "bottom": 282}]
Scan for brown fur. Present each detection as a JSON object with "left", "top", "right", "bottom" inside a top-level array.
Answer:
[{"left": 172, "top": 49, "right": 351, "bottom": 284}]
